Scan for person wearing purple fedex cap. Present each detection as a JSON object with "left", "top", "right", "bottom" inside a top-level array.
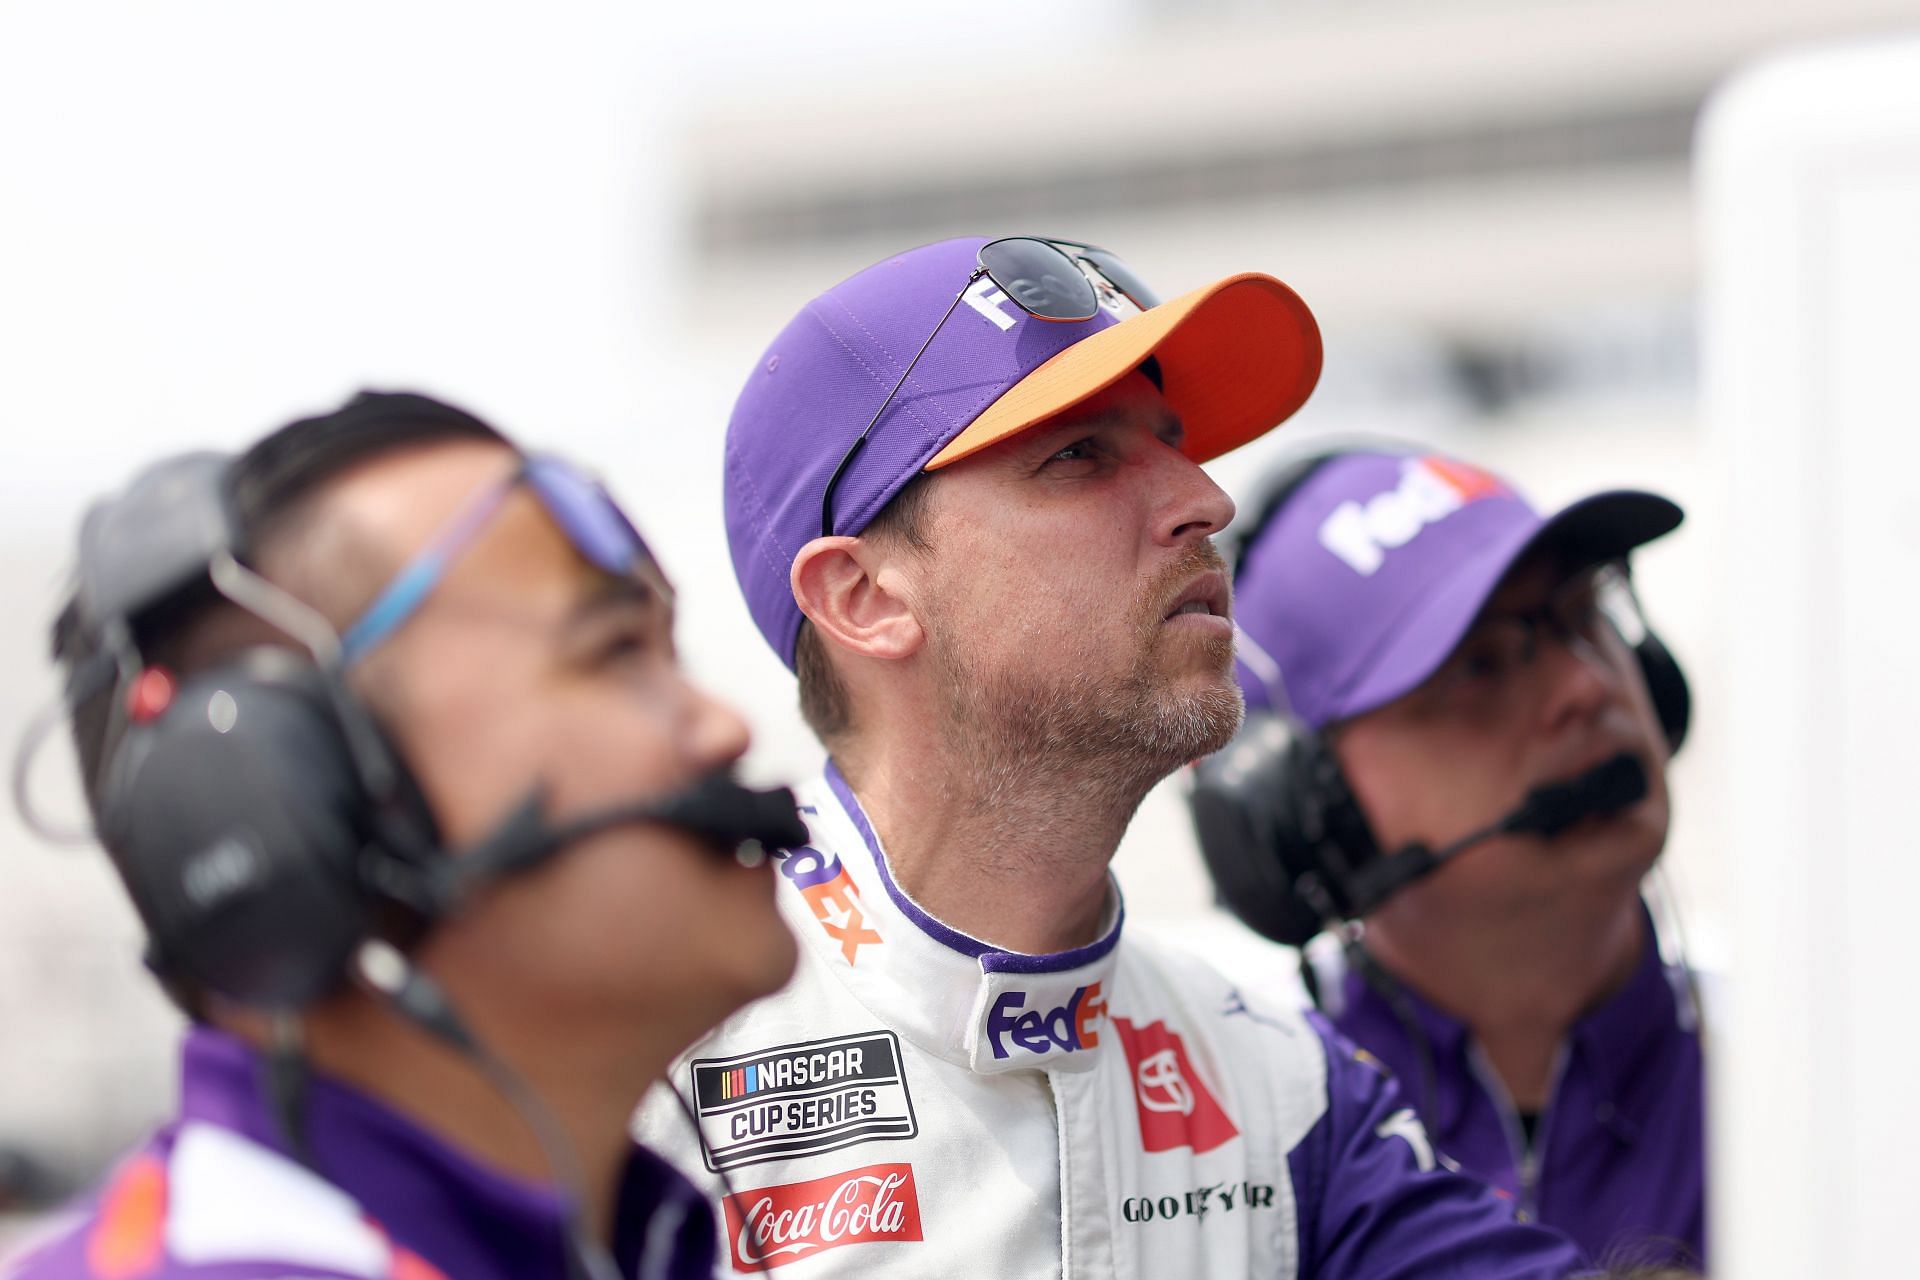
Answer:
[
  {"left": 5, "top": 391, "right": 804, "bottom": 1280},
  {"left": 636, "top": 237, "right": 1589, "bottom": 1278},
  {"left": 1191, "top": 443, "right": 1703, "bottom": 1271}
]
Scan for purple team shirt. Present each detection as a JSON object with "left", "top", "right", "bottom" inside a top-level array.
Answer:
[
  {"left": 1329, "top": 912, "right": 1706, "bottom": 1270},
  {"left": 3, "top": 1027, "right": 717, "bottom": 1280}
]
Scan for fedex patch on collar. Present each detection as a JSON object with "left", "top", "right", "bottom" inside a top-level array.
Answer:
[{"left": 967, "top": 967, "right": 1110, "bottom": 1074}]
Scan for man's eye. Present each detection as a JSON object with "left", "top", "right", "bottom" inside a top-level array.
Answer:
[
  {"left": 595, "top": 626, "right": 654, "bottom": 664},
  {"left": 1458, "top": 647, "right": 1508, "bottom": 681},
  {"left": 1456, "top": 623, "right": 1530, "bottom": 681},
  {"left": 1049, "top": 438, "right": 1099, "bottom": 463}
]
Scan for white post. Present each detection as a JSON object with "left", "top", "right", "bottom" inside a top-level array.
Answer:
[{"left": 1700, "top": 36, "right": 1920, "bottom": 1279}]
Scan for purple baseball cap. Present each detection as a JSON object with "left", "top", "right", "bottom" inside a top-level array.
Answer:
[
  {"left": 1232, "top": 447, "right": 1683, "bottom": 728},
  {"left": 723, "top": 236, "right": 1323, "bottom": 667}
]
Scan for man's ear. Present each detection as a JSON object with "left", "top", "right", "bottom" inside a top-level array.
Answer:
[{"left": 790, "top": 536, "right": 924, "bottom": 662}]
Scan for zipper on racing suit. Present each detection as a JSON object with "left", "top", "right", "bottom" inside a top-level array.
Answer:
[
  {"left": 1050, "top": 1070, "right": 1073, "bottom": 1279},
  {"left": 1465, "top": 1041, "right": 1568, "bottom": 1222}
]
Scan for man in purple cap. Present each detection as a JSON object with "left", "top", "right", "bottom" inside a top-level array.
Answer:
[
  {"left": 637, "top": 237, "right": 1590, "bottom": 1278},
  {"left": 5, "top": 391, "right": 804, "bottom": 1279},
  {"left": 1191, "top": 443, "right": 1703, "bottom": 1270}
]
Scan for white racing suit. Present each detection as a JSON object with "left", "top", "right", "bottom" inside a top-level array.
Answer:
[{"left": 636, "top": 765, "right": 1586, "bottom": 1278}]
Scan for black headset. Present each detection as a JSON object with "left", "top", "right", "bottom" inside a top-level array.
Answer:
[
  {"left": 1190, "top": 443, "right": 1692, "bottom": 949},
  {"left": 65, "top": 448, "right": 809, "bottom": 1016},
  {"left": 71, "top": 451, "right": 446, "bottom": 1009},
  {"left": 54, "top": 441, "right": 805, "bottom": 1280}
]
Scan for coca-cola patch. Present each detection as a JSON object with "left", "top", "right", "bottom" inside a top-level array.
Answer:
[
  {"left": 1112, "top": 1017, "right": 1240, "bottom": 1155},
  {"left": 722, "top": 1162, "right": 923, "bottom": 1272}
]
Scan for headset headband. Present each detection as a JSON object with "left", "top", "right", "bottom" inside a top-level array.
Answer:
[{"left": 77, "top": 452, "right": 239, "bottom": 637}]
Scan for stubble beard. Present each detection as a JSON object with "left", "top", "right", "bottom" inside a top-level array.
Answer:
[{"left": 925, "top": 543, "right": 1244, "bottom": 813}]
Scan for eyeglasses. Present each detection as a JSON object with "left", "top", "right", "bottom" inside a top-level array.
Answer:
[
  {"left": 339, "top": 455, "right": 664, "bottom": 665},
  {"left": 1417, "top": 561, "right": 1644, "bottom": 717},
  {"left": 817, "top": 236, "right": 1161, "bottom": 538}
]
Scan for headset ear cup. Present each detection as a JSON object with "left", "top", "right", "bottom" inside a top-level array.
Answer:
[
  {"left": 1191, "top": 773, "right": 1325, "bottom": 948},
  {"left": 1281, "top": 728, "right": 1377, "bottom": 921},
  {"left": 98, "top": 652, "right": 381, "bottom": 1006},
  {"left": 1190, "top": 712, "right": 1376, "bottom": 947},
  {"left": 347, "top": 699, "right": 444, "bottom": 926},
  {"left": 1634, "top": 631, "right": 1691, "bottom": 755}
]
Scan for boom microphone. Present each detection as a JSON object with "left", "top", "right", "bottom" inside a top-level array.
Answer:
[
  {"left": 540, "top": 772, "right": 809, "bottom": 864},
  {"left": 432, "top": 773, "right": 809, "bottom": 911},
  {"left": 1341, "top": 753, "right": 1649, "bottom": 916},
  {"left": 1498, "top": 752, "right": 1648, "bottom": 839},
  {"left": 362, "top": 774, "right": 808, "bottom": 1280}
]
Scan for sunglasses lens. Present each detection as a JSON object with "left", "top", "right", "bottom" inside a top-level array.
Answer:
[
  {"left": 1079, "top": 248, "right": 1161, "bottom": 311},
  {"left": 527, "top": 458, "right": 656, "bottom": 580},
  {"left": 978, "top": 238, "right": 1099, "bottom": 322}
]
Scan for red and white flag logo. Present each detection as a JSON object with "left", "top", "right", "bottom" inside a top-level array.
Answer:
[
  {"left": 723, "top": 1162, "right": 923, "bottom": 1272},
  {"left": 1113, "top": 1017, "right": 1239, "bottom": 1155}
]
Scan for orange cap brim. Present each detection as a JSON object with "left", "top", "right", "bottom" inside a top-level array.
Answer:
[{"left": 923, "top": 272, "right": 1322, "bottom": 471}]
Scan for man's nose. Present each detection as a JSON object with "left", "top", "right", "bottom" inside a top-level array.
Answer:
[
  {"left": 1152, "top": 445, "right": 1235, "bottom": 546},
  {"left": 1532, "top": 623, "right": 1625, "bottom": 731},
  {"left": 684, "top": 683, "right": 752, "bottom": 774}
]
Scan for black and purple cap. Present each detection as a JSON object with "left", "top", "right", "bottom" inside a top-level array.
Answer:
[
  {"left": 1232, "top": 447, "right": 1682, "bottom": 729},
  {"left": 722, "top": 236, "right": 1323, "bottom": 668}
]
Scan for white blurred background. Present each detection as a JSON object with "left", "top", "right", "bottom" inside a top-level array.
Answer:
[{"left": 1, "top": 0, "right": 1915, "bottom": 1233}]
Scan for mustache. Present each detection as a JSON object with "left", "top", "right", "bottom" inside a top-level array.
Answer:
[{"left": 1137, "top": 540, "right": 1229, "bottom": 626}]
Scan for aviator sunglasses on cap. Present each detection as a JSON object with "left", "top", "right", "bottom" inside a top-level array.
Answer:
[{"left": 817, "top": 236, "right": 1162, "bottom": 539}]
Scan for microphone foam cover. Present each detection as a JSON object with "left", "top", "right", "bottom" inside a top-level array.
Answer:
[{"left": 1514, "top": 753, "right": 1648, "bottom": 838}]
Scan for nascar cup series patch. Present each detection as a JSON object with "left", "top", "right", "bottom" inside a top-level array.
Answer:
[{"left": 691, "top": 1031, "right": 918, "bottom": 1173}]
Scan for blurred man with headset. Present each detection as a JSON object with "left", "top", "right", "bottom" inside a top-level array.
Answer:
[
  {"left": 636, "top": 236, "right": 1591, "bottom": 1277},
  {"left": 4, "top": 391, "right": 806, "bottom": 1279},
  {"left": 1192, "top": 442, "right": 1704, "bottom": 1271}
]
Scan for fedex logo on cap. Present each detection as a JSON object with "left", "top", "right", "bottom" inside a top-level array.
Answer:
[
  {"left": 1318, "top": 456, "right": 1508, "bottom": 577},
  {"left": 962, "top": 266, "right": 1140, "bottom": 332},
  {"left": 962, "top": 277, "right": 1021, "bottom": 331},
  {"left": 985, "top": 981, "right": 1107, "bottom": 1061}
]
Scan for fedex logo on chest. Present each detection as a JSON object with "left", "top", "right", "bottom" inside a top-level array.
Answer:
[{"left": 1318, "top": 456, "right": 1508, "bottom": 576}]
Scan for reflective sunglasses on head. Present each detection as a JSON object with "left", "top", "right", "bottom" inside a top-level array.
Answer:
[
  {"left": 817, "top": 235, "right": 1162, "bottom": 539},
  {"left": 340, "top": 454, "right": 664, "bottom": 665}
]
